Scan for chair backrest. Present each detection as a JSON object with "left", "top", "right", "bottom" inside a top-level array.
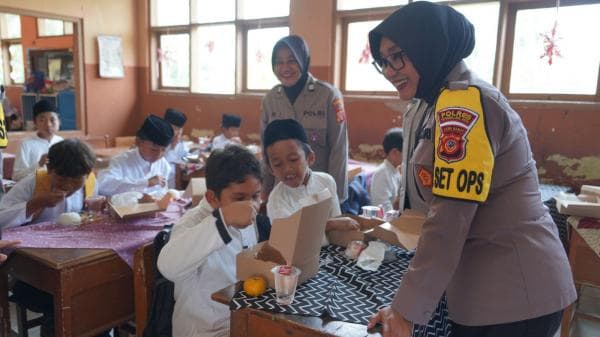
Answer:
[
  {"left": 141, "top": 224, "right": 175, "bottom": 337},
  {"left": 115, "top": 136, "right": 136, "bottom": 148}
]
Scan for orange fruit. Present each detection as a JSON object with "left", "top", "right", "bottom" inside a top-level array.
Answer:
[{"left": 243, "top": 275, "right": 268, "bottom": 297}]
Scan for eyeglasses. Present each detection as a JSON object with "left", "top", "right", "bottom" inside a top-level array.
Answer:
[{"left": 372, "top": 51, "right": 407, "bottom": 74}]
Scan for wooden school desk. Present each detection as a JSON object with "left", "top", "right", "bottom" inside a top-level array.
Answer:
[
  {"left": 212, "top": 283, "right": 381, "bottom": 337},
  {"left": 0, "top": 248, "right": 133, "bottom": 337}
]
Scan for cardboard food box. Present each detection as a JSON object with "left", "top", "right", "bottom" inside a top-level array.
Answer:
[
  {"left": 326, "top": 214, "right": 385, "bottom": 247},
  {"left": 183, "top": 177, "right": 206, "bottom": 207},
  {"left": 370, "top": 209, "right": 426, "bottom": 250},
  {"left": 109, "top": 193, "right": 171, "bottom": 219},
  {"left": 554, "top": 185, "right": 600, "bottom": 218},
  {"left": 237, "top": 190, "right": 332, "bottom": 289}
]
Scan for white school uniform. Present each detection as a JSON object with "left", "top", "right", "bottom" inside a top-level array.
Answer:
[
  {"left": 369, "top": 159, "right": 402, "bottom": 212},
  {"left": 0, "top": 174, "right": 84, "bottom": 229},
  {"left": 266, "top": 171, "right": 340, "bottom": 246},
  {"left": 157, "top": 198, "right": 259, "bottom": 337},
  {"left": 97, "top": 148, "right": 170, "bottom": 196},
  {"left": 164, "top": 141, "right": 189, "bottom": 188},
  {"left": 13, "top": 134, "right": 63, "bottom": 181}
]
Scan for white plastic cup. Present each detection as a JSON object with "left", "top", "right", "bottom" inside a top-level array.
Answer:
[
  {"left": 271, "top": 265, "right": 301, "bottom": 305},
  {"left": 361, "top": 205, "right": 381, "bottom": 218}
]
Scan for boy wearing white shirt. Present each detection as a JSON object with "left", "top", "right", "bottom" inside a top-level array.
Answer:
[
  {"left": 370, "top": 128, "right": 403, "bottom": 212},
  {"left": 13, "top": 100, "right": 63, "bottom": 181},
  {"left": 97, "top": 115, "right": 173, "bottom": 196},
  {"left": 264, "top": 119, "right": 358, "bottom": 246},
  {"left": 158, "top": 145, "right": 270, "bottom": 337},
  {"left": 0, "top": 138, "right": 97, "bottom": 229},
  {"left": 211, "top": 113, "right": 242, "bottom": 150},
  {"left": 163, "top": 108, "right": 190, "bottom": 188}
]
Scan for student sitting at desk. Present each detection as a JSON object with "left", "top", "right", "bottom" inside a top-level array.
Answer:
[
  {"left": 264, "top": 119, "right": 358, "bottom": 246},
  {"left": 0, "top": 138, "right": 96, "bottom": 229},
  {"left": 370, "top": 127, "right": 403, "bottom": 212},
  {"left": 211, "top": 113, "right": 242, "bottom": 150},
  {"left": 97, "top": 115, "right": 173, "bottom": 197},
  {"left": 164, "top": 108, "right": 190, "bottom": 188},
  {"left": 158, "top": 145, "right": 270, "bottom": 337},
  {"left": 13, "top": 100, "right": 64, "bottom": 181}
]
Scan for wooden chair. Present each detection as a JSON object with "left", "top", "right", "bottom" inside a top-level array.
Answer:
[
  {"left": 132, "top": 242, "right": 156, "bottom": 337},
  {"left": 115, "top": 136, "right": 136, "bottom": 148}
]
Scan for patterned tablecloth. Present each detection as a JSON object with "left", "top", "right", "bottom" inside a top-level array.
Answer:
[
  {"left": 231, "top": 245, "right": 451, "bottom": 337},
  {"left": 568, "top": 216, "right": 600, "bottom": 258},
  {"left": 2, "top": 203, "right": 184, "bottom": 267}
]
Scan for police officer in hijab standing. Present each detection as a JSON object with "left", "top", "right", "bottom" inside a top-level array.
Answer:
[
  {"left": 366, "top": 2, "right": 575, "bottom": 337},
  {"left": 261, "top": 35, "right": 349, "bottom": 202}
]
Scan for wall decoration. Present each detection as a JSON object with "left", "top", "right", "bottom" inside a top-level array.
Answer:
[{"left": 97, "top": 35, "right": 124, "bottom": 78}]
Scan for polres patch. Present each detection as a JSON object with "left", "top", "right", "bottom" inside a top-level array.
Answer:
[
  {"left": 436, "top": 107, "right": 479, "bottom": 163},
  {"left": 333, "top": 98, "right": 346, "bottom": 123}
]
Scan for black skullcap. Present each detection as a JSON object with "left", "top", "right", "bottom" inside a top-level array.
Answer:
[
  {"left": 33, "top": 100, "right": 56, "bottom": 119},
  {"left": 222, "top": 113, "right": 242, "bottom": 128},
  {"left": 136, "top": 115, "right": 174, "bottom": 147},
  {"left": 164, "top": 108, "right": 187, "bottom": 127},
  {"left": 263, "top": 119, "right": 308, "bottom": 150},
  {"left": 369, "top": 1, "right": 475, "bottom": 104}
]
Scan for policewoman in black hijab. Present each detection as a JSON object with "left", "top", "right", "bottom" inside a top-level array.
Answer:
[
  {"left": 366, "top": 2, "right": 575, "bottom": 337},
  {"left": 260, "top": 35, "right": 349, "bottom": 202}
]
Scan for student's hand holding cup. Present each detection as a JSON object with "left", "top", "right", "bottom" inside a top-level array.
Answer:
[
  {"left": 221, "top": 200, "right": 257, "bottom": 229},
  {"left": 148, "top": 175, "right": 166, "bottom": 187}
]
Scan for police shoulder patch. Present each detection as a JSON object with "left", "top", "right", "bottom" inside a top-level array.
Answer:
[
  {"left": 332, "top": 98, "right": 346, "bottom": 123},
  {"left": 432, "top": 86, "right": 494, "bottom": 202}
]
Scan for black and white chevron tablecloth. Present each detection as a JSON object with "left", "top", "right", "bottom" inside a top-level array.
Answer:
[{"left": 231, "top": 245, "right": 451, "bottom": 337}]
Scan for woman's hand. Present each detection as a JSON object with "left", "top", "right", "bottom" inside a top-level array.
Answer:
[
  {"left": 368, "top": 306, "right": 412, "bottom": 337},
  {"left": 325, "top": 216, "right": 360, "bottom": 232}
]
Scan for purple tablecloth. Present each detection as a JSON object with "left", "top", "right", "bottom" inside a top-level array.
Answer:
[{"left": 2, "top": 203, "right": 184, "bottom": 267}]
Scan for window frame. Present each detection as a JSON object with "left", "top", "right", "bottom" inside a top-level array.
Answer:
[
  {"left": 501, "top": 0, "right": 600, "bottom": 102},
  {"left": 6, "top": 40, "right": 24, "bottom": 84},
  {"left": 37, "top": 18, "right": 73, "bottom": 37},
  {"left": 149, "top": 0, "right": 289, "bottom": 95}
]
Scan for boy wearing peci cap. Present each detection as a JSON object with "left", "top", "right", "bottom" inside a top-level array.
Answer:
[
  {"left": 13, "top": 100, "right": 63, "bottom": 181},
  {"left": 163, "top": 108, "right": 190, "bottom": 188},
  {"left": 97, "top": 115, "right": 173, "bottom": 197},
  {"left": 211, "top": 113, "right": 242, "bottom": 150}
]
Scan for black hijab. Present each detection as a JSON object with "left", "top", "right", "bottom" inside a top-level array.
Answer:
[
  {"left": 368, "top": 1, "right": 475, "bottom": 104},
  {"left": 272, "top": 35, "right": 311, "bottom": 104}
]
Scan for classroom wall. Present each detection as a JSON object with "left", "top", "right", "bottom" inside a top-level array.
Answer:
[
  {"left": 136, "top": 0, "right": 600, "bottom": 187},
  {"left": 1, "top": 0, "right": 141, "bottom": 140}
]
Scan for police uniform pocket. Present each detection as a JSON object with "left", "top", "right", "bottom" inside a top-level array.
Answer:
[{"left": 305, "top": 128, "right": 327, "bottom": 148}]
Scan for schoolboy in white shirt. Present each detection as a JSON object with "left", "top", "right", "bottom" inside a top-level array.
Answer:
[
  {"left": 163, "top": 108, "right": 190, "bottom": 188},
  {"left": 211, "top": 113, "right": 242, "bottom": 150},
  {"left": 97, "top": 115, "right": 173, "bottom": 196},
  {"left": 13, "top": 100, "right": 63, "bottom": 181},
  {"left": 158, "top": 145, "right": 270, "bottom": 337},
  {"left": 370, "top": 127, "right": 403, "bottom": 212},
  {"left": 264, "top": 119, "right": 358, "bottom": 246}
]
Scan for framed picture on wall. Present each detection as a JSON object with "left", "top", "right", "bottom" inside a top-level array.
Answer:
[{"left": 97, "top": 35, "right": 124, "bottom": 78}]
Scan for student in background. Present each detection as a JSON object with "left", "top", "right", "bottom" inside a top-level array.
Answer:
[
  {"left": 158, "top": 145, "right": 270, "bottom": 337},
  {"left": 0, "top": 139, "right": 96, "bottom": 229},
  {"left": 97, "top": 115, "right": 173, "bottom": 197},
  {"left": 211, "top": 113, "right": 242, "bottom": 150},
  {"left": 261, "top": 35, "right": 348, "bottom": 202},
  {"left": 13, "top": 100, "right": 63, "bottom": 181},
  {"left": 163, "top": 108, "right": 190, "bottom": 188},
  {"left": 370, "top": 128, "right": 403, "bottom": 212},
  {"left": 264, "top": 119, "right": 358, "bottom": 246}
]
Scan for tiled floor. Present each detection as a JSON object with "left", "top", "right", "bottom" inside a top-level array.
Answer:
[{"left": 8, "top": 287, "right": 599, "bottom": 337}]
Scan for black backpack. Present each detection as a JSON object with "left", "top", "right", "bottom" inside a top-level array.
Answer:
[{"left": 143, "top": 224, "right": 175, "bottom": 337}]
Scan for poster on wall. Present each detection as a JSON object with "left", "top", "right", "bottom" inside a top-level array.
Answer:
[{"left": 97, "top": 35, "right": 124, "bottom": 78}]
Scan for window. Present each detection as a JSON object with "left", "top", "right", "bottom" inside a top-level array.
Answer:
[
  {"left": 508, "top": 2, "right": 600, "bottom": 96},
  {"left": 339, "top": 1, "right": 500, "bottom": 93},
  {"left": 150, "top": 0, "right": 290, "bottom": 94},
  {"left": 8, "top": 44, "right": 24, "bottom": 84},
  {"left": 0, "top": 13, "right": 21, "bottom": 39},
  {"left": 37, "top": 18, "right": 73, "bottom": 37}
]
